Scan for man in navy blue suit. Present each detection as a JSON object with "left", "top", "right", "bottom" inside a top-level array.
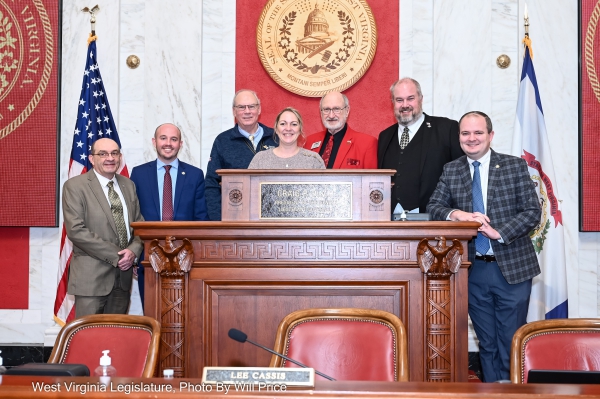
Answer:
[{"left": 130, "top": 123, "right": 208, "bottom": 306}]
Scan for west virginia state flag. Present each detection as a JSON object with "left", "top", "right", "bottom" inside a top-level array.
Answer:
[{"left": 512, "top": 38, "right": 568, "bottom": 320}]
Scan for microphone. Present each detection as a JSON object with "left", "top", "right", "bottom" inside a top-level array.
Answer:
[{"left": 227, "top": 328, "right": 336, "bottom": 381}]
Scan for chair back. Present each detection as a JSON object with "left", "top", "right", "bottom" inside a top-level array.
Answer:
[
  {"left": 48, "top": 314, "right": 161, "bottom": 378},
  {"left": 511, "top": 318, "right": 600, "bottom": 383},
  {"left": 270, "top": 308, "right": 408, "bottom": 381}
]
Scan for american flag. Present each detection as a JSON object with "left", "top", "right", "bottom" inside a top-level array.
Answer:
[{"left": 54, "top": 38, "right": 127, "bottom": 325}]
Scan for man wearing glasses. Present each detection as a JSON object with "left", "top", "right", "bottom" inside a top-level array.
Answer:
[
  {"left": 62, "top": 138, "right": 144, "bottom": 317},
  {"left": 304, "top": 91, "right": 377, "bottom": 169},
  {"left": 205, "top": 89, "right": 277, "bottom": 220},
  {"left": 378, "top": 78, "right": 464, "bottom": 215}
]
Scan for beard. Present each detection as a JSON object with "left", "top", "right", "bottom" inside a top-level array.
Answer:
[
  {"left": 395, "top": 106, "right": 423, "bottom": 126},
  {"left": 323, "top": 118, "right": 345, "bottom": 134}
]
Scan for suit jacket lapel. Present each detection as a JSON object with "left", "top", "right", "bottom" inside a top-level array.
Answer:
[
  {"left": 378, "top": 126, "right": 396, "bottom": 168},
  {"left": 419, "top": 114, "right": 432, "bottom": 174},
  {"left": 458, "top": 157, "right": 473, "bottom": 212},
  {"left": 88, "top": 171, "right": 118, "bottom": 234},
  {"left": 116, "top": 174, "right": 135, "bottom": 224},
  {"left": 486, "top": 150, "right": 500, "bottom": 208},
  {"left": 149, "top": 160, "right": 160, "bottom": 218},
  {"left": 174, "top": 162, "right": 186, "bottom": 216},
  {"left": 333, "top": 128, "right": 352, "bottom": 169},
  {"left": 310, "top": 131, "right": 326, "bottom": 153}
]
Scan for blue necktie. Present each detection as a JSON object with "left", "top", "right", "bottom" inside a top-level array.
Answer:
[{"left": 472, "top": 161, "right": 490, "bottom": 255}]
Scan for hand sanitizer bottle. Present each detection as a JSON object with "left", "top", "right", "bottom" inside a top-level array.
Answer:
[{"left": 94, "top": 350, "right": 117, "bottom": 377}]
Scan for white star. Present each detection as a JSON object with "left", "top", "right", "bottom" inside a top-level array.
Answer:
[
  {"left": 99, "top": 90, "right": 104, "bottom": 96},
  {"left": 85, "top": 124, "right": 89, "bottom": 131},
  {"left": 94, "top": 104, "right": 100, "bottom": 111},
  {"left": 79, "top": 99, "right": 85, "bottom": 106},
  {"left": 84, "top": 69, "right": 90, "bottom": 76},
  {"left": 90, "top": 51, "right": 94, "bottom": 58},
  {"left": 97, "top": 117, "right": 101, "bottom": 124},
  {"left": 101, "top": 103, "right": 106, "bottom": 109},
  {"left": 98, "top": 130, "right": 104, "bottom": 136},
  {"left": 76, "top": 141, "right": 83, "bottom": 148},
  {"left": 86, "top": 83, "right": 89, "bottom": 88},
  {"left": 105, "top": 128, "right": 112, "bottom": 136},
  {"left": 97, "top": 78, "right": 102, "bottom": 83},
  {"left": 81, "top": 111, "right": 89, "bottom": 118},
  {"left": 80, "top": 154, "right": 86, "bottom": 161},
  {"left": 88, "top": 132, "right": 93, "bottom": 138},
  {"left": 90, "top": 78, "right": 97, "bottom": 84},
  {"left": 88, "top": 145, "right": 92, "bottom": 151},
  {"left": 103, "top": 116, "right": 109, "bottom": 123},
  {"left": 93, "top": 91, "right": 99, "bottom": 98},
  {"left": 74, "top": 128, "right": 80, "bottom": 135}
]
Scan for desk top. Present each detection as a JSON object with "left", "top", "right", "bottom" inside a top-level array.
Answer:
[{"left": 1, "top": 376, "right": 599, "bottom": 398}]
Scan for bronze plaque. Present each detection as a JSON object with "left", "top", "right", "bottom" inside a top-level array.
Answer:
[
  {"left": 260, "top": 182, "right": 352, "bottom": 219},
  {"left": 256, "top": 0, "right": 377, "bottom": 97}
]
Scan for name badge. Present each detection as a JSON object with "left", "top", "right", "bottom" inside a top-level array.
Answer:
[{"left": 310, "top": 141, "right": 321, "bottom": 149}]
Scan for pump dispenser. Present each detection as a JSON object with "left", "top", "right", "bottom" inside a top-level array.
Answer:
[{"left": 94, "top": 350, "right": 117, "bottom": 377}]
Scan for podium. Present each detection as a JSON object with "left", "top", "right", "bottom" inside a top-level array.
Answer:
[{"left": 132, "top": 170, "right": 478, "bottom": 382}]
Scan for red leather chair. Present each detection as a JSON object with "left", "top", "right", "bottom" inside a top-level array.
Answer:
[
  {"left": 48, "top": 314, "right": 161, "bottom": 377},
  {"left": 269, "top": 308, "right": 408, "bottom": 381},
  {"left": 510, "top": 318, "right": 600, "bottom": 383}
]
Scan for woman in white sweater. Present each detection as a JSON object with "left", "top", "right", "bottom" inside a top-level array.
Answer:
[{"left": 248, "top": 107, "right": 325, "bottom": 169}]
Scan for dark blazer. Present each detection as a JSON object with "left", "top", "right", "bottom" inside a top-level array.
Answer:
[
  {"left": 130, "top": 160, "right": 208, "bottom": 221},
  {"left": 427, "top": 150, "right": 541, "bottom": 284},
  {"left": 62, "top": 171, "right": 144, "bottom": 296},
  {"left": 205, "top": 123, "right": 276, "bottom": 221},
  {"left": 304, "top": 125, "right": 378, "bottom": 169},
  {"left": 378, "top": 114, "right": 463, "bottom": 211}
]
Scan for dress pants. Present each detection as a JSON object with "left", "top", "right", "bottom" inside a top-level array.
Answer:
[
  {"left": 75, "top": 268, "right": 131, "bottom": 318},
  {"left": 468, "top": 259, "right": 532, "bottom": 382}
]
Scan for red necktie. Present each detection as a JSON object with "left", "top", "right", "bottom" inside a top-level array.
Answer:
[
  {"left": 321, "top": 136, "right": 334, "bottom": 167},
  {"left": 162, "top": 165, "right": 174, "bottom": 221}
]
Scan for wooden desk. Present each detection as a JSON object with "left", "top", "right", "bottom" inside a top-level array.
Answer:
[
  {"left": 133, "top": 221, "right": 478, "bottom": 382},
  {"left": 2, "top": 376, "right": 600, "bottom": 398}
]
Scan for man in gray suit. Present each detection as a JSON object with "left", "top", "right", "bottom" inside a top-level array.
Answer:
[
  {"left": 427, "top": 111, "right": 541, "bottom": 382},
  {"left": 62, "top": 138, "right": 144, "bottom": 318}
]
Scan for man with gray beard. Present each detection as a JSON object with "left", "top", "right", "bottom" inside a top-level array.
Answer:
[{"left": 378, "top": 78, "right": 463, "bottom": 215}]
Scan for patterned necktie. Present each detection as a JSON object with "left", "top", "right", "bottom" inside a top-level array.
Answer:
[
  {"left": 399, "top": 126, "right": 410, "bottom": 149},
  {"left": 472, "top": 161, "right": 490, "bottom": 255},
  {"left": 107, "top": 181, "right": 128, "bottom": 249},
  {"left": 321, "top": 135, "right": 334, "bottom": 168},
  {"left": 162, "top": 165, "right": 174, "bottom": 221},
  {"left": 249, "top": 134, "right": 255, "bottom": 149}
]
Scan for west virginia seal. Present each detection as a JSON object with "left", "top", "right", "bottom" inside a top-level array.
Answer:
[
  {"left": 257, "top": 0, "right": 377, "bottom": 97},
  {"left": 0, "top": 0, "right": 53, "bottom": 140}
]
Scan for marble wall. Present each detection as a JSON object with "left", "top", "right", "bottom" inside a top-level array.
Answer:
[{"left": 0, "top": 0, "right": 593, "bottom": 348}]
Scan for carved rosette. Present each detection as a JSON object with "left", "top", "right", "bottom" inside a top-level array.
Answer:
[
  {"left": 417, "top": 236, "right": 463, "bottom": 382},
  {"left": 148, "top": 237, "right": 194, "bottom": 377}
]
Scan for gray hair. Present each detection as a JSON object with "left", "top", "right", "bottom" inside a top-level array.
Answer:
[
  {"left": 232, "top": 89, "right": 261, "bottom": 107},
  {"left": 389, "top": 77, "right": 423, "bottom": 100},
  {"left": 319, "top": 92, "right": 349, "bottom": 109}
]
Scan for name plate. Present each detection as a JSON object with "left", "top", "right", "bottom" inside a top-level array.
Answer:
[
  {"left": 202, "top": 367, "right": 314, "bottom": 387},
  {"left": 260, "top": 182, "right": 352, "bottom": 219}
]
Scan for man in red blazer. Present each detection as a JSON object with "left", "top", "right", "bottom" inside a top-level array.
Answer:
[{"left": 304, "top": 91, "right": 377, "bottom": 169}]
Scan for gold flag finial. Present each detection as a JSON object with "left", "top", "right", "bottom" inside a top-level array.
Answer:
[
  {"left": 82, "top": 5, "right": 100, "bottom": 40},
  {"left": 523, "top": 3, "right": 532, "bottom": 60}
]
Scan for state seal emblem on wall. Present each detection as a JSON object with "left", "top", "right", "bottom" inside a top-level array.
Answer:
[
  {"left": 256, "top": 0, "right": 377, "bottom": 97},
  {"left": 0, "top": 0, "right": 53, "bottom": 140}
]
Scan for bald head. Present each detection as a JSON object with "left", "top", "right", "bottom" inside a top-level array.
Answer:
[{"left": 153, "top": 123, "right": 183, "bottom": 163}]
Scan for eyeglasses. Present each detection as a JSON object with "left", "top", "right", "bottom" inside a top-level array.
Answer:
[
  {"left": 234, "top": 104, "right": 259, "bottom": 111},
  {"left": 321, "top": 106, "right": 347, "bottom": 115},
  {"left": 91, "top": 151, "right": 121, "bottom": 158}
]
